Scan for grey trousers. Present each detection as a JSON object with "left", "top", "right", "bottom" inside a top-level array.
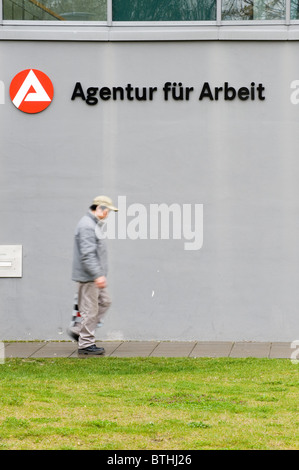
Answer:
[{"left": 74, "top": 282, "right": 111, "bottom": 349}]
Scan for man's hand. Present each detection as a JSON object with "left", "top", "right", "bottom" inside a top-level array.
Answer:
[{"left": 94, "top": 276, "right": 107, "bottom": 289}]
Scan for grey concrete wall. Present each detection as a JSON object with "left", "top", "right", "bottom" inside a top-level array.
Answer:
[{"left": 1, "top": 40, "right": 299, "bottom": 341}]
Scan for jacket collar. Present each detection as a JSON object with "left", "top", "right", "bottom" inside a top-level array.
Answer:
[{"left": 87, "top": 210, "right": 98, "bottom": 224}]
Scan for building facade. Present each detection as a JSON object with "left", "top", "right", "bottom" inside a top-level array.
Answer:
[{"left": 1, "top": 0, "right": 299, "bottom": 342}]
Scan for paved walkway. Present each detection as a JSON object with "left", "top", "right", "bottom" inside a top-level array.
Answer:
[{"left": 2, "top": 341, "right": 295, "bottom": 359}]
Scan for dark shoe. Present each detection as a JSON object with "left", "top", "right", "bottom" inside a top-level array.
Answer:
[
  {"left": 67, "top": 329, "right": 79, "bottom": 342},
  {"left": 78, "top": 344, "right": 105, "bottom": 356}
]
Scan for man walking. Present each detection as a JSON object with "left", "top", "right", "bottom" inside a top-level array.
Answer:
[{"left": 70, "top": 195, "right": 118, "bottom": 356}]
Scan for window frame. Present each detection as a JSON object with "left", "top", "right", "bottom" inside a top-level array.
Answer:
[
  {"left": 2, "top": 0, "right": 299, "bottom": 42},
  {"left": 0, "top": 0, "right": 292, "bottom": 25}
]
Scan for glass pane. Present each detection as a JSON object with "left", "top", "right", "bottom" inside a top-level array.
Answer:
[
  {"left": 112, "top": 0, "right": 216, "bottom": 21},
  {"left": 3, "top": 0, "right": 107, "bottom": 21},
  {"left": 291, "top": 0, "right": 299, "bottom": 19},
  {"left": 222, "top": 0, "right": 285, "bottom": 20}
]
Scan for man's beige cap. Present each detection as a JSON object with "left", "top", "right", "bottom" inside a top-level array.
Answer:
[{"left": 92, "top": 195, "right": 118, "bottom": 211}]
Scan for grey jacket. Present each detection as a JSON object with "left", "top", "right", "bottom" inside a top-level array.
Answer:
[{"left": 72, "top": 211, "right": 108, "bottom": 282}]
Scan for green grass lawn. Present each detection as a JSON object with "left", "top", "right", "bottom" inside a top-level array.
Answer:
[{"left": 0, "top": 357, "right": 298, "bottom": 450}]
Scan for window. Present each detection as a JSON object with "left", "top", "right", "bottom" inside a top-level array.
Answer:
[
  {"left": 222, "top": 0, "right": 286, "bottom": 20},
  {"left": 291, "top": 0, "right": 299, "bottom": 18},
  {"left": 3, "top": 0, "right": 107, "bottom": 21},
  {"left": 1, "top": 0, "right": 296, "bottom": 24},
  {"left": 112, "top": 0, "right": 217, "bottom": 22}
]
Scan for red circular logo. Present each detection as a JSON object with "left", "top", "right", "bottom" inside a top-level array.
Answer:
[{"left": 10, "top": 69, "right": 54, "bottom": 114}]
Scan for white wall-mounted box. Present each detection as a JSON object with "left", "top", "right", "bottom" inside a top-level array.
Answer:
[{"left": 0, "top": 245, "right": 22, "bottom": 278}]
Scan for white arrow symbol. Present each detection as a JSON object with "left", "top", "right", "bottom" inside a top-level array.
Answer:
[{"left": 13, "top": 69, "right": 51, "bottom": 108}]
